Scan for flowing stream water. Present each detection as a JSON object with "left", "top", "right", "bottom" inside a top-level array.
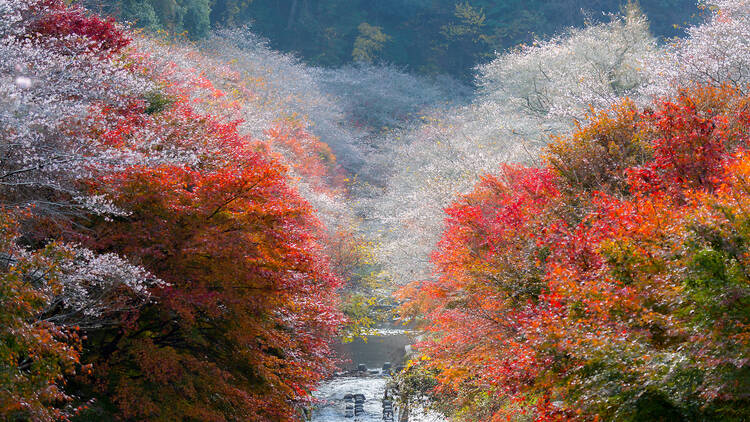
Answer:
[{"left": 310, "top": 328, "right": 445, "bottom": 422}]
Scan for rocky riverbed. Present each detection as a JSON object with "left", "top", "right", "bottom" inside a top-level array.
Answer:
[{"left": 310, "top": 328, "right": 444, "bottom": 422}]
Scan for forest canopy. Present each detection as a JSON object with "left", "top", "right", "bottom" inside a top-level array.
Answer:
[
  {"left": 3, "top": 0, "right": 750, "bottom": 420},
  {"left": 83, "top": 0, "right": 701, "bottom": 78}
]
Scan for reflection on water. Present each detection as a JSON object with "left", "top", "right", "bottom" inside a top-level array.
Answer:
[
  {"left": 310, "top": 376, "right": 445, "bottom": 422},
  {"left": 311, "top": 376, "right": 388, "bottom": 421},
  {"left": 310, "top": 328, "right": 445, "bottom": 422},
  {"left": 333, "top": 330, "right": 411, "bottom": 371}
]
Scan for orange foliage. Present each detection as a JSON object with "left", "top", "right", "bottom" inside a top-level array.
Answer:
[{"left": 402, "top": 85, "right": 750, "bottom": 420}]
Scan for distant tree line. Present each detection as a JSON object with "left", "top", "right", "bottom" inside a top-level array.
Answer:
[{"left": 82, "top": 0, "right": 699, "bottom": 79}]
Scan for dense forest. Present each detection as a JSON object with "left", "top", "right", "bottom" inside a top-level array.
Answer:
[
  {"left": 2, "top": 0, "right": 750, "bottom": 421},
  {"left": 83, "top": 0, "right": 700, "bottom": 78}
]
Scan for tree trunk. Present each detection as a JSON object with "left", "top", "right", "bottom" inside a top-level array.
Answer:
[{"left": 286, "top": 0, "right": 298, "bottom": 29}]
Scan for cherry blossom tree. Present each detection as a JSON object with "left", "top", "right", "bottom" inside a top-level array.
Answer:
[
  {"left": 0, "top": 0, "right": 152, "bottom": 218},
  {"left": 644, "top": 0, "right": 750, "bottom": 98},
  {"left": 365, "top": 7, "right": 656, "bottom": 285}
]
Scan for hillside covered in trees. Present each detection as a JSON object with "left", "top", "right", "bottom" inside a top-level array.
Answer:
[
  {"left": 2, "top": 0, "right": 750, "bottom": 421},
  {"left": 83, "top": 0, "right": 700, "bottom": 78}
]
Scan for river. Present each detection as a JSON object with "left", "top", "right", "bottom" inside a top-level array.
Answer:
[{"left": 309, "top": 328, "right": 445, "bottom": 422}]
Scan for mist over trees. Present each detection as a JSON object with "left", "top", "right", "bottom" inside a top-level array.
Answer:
[
  {"left": 2, "top": 1, "right": 345, "bottom": 418},
  {"left": 3, "top": 0, "right": 750, "bottom": 420},
  {"left": 394, "top": 1, "right": 750, "bottom": 420},
  {"left": 356, "top": 5, "right": 656, "bottom": 286}
]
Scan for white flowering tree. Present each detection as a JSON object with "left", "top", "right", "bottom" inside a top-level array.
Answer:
[
  {"left": 365, "top": 7, "right": 657, "bottom": 286},
  {"left": 0, "top": 0, "right": 154, "bottom": 218},
  {"left": 0, "top": 0, "right": 163, "bottom": 336},
  {"left": 643, "top": 0, "right": 750, "bottom": 97},
  {"left": 478, "top": 3, "right": 656, "bottom": 120},
  {"left": 312, "top": 64, "right": 469, "bottom": 134},
  {"left": 129, "top": 27, "right": 470, "bottom": 282}
]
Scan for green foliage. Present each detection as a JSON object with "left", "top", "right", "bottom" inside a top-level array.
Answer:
[
  {"left": 436, "top": 2, "right": 491, "bottom": 77},
  {"left": 442, "top": 2, "right": 486, "bottom": 39},
  {"left": 389, "top": 359, "right": 440, "bottom": 414},
  {"left": 142, "top": 89, "right": 174, "bottom": 114},
  {"left": 0, "top": 215, "right": 83, "bottom": 420},
  {"left": 330, "top": 232, "right": 392, "bottom": 342},
  {"left": 340, "top": 292, "right": 378, "bottom": 341},
  {"left": 620, "top": 388, "right": 684, "bottom": 422},
  {"left": 352, "top": 22, "right": 390, "bottom": 64},
  {"left": 120, "top": 0, "right": 160, "bottom": 30},
  {"left": 89, "top": 0, "right": 701, "bottom": 79},
  {"left": 92, "top": 0, "right": 211, "bottom": 38},
  {"left": 182, "top": 0, "right": 211, "bottom": 38}
]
